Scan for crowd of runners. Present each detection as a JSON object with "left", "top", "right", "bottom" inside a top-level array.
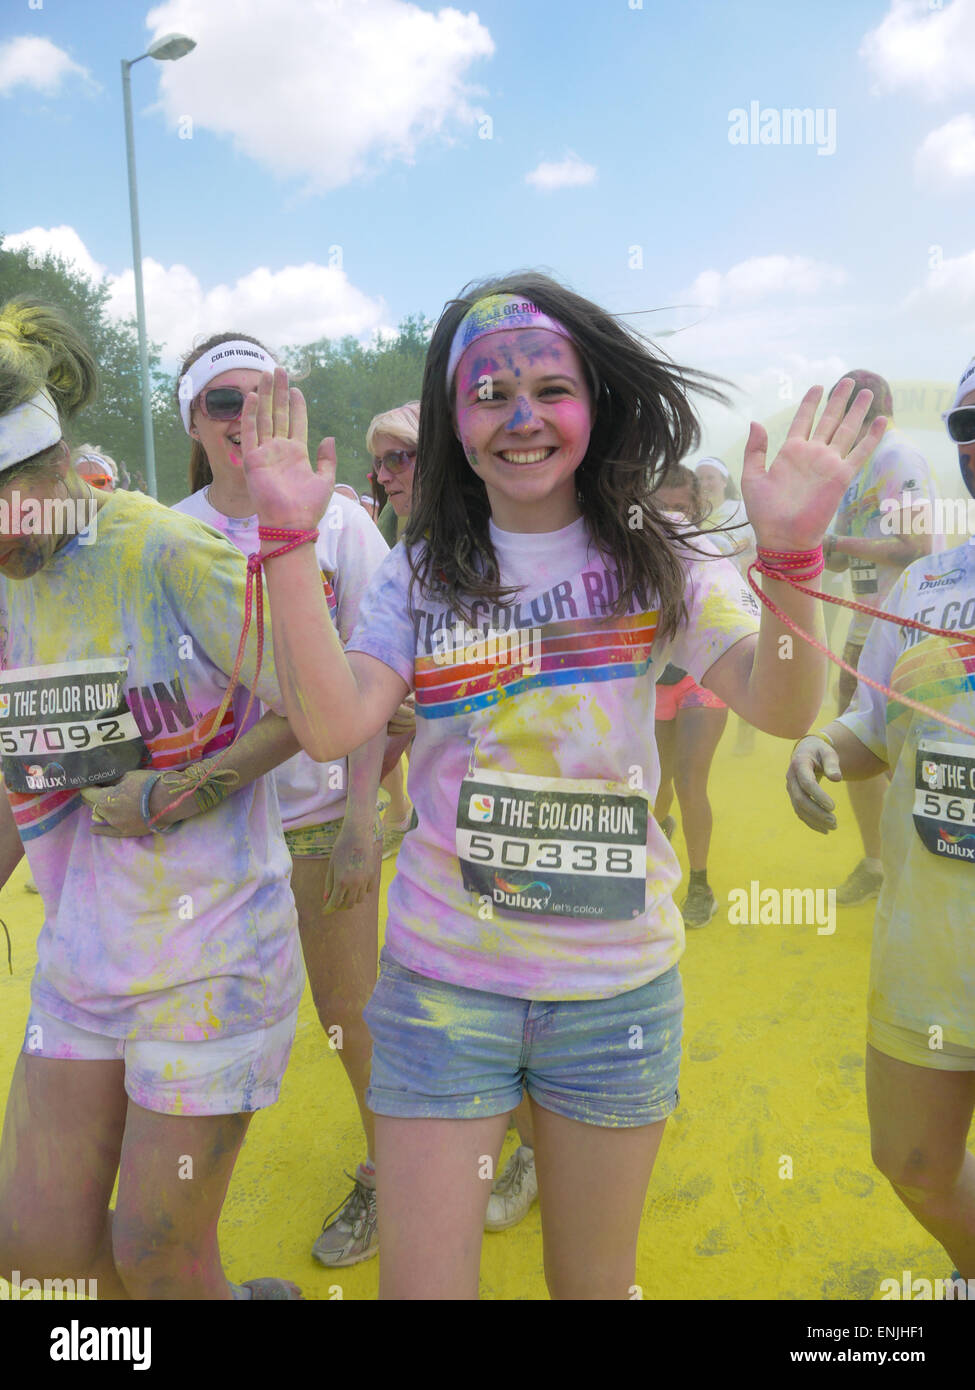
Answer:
[{"left": 0, "top": 276, "right": 971, "bottom": 1300}]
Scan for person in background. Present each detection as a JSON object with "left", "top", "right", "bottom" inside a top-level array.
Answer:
[
  {"left": 786, "top": 353, "right": 975, "bottom": 1295},
  {"left": 172, "top": 331, "right": 390, "bottom": 1269},
  {"left": 366, "top": 403, "right": 419, "bottom": 859},
  {"left": 651, "top": 465, "right": 730, "bottom": 928},
  {"left": 695, "top": 456, "right": 758, "bottom": 755},
  {"left": 72, "top": 445, "right": 122, "bottom": 491},
  {"left": 823, "top": 370, "right": 940, "bottom": 906}
]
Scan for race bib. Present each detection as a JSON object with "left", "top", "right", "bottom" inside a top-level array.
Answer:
[
  {"left": 0, "top": 658, "right": 147, "bottom": 793},
  {"left": 850, "top": 559, "right": 878, "bottom": 595},
  {"left": 456, "top": 768, "right": 648, "bottom": 919},
  {"left": 912, "top": 739, "right": 975, "bottom": 865}
]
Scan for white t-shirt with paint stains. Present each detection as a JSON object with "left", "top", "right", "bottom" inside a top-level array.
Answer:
[
  {"left": 828, "top": 428, "right": 942, "bottom": 645},
  {"left": 346, "top": 516, "right": 760, "bottom": 999},
  {"left": 0, "top": 491, "right": 304, "bottom": 1041},
  {"left": 173, "top": 488, "right": 390, "bottom": 828},
  {"left": 837, "top": 540, "right": 975, "bottom": 1048}
]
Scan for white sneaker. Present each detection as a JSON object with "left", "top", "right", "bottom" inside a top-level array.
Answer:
[{"left": 485, "top": 1146, "right": 538, "bottom": 1232}]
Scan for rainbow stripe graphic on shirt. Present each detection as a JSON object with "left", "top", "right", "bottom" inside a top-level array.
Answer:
[
  {"left": 9, "top": 785, "right": 81, "bottom": 842},
  {"left": 414, "top": 611, "right": 659, "bottom": 720},
  {"left": 886, "top": 632, "right": 975, "bottom": 728}
]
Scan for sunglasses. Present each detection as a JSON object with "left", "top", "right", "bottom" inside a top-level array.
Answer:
[
  {"left": 199, "top": 386, "right": 249, "bottom": 421},
  {"left": 83, "top": 474, "right": 113, "bottom": 491},
  {"left": 373, "top": 450, "right": 415, "bottom": 475},
  {"left": 944, "top": 407, "right": 975, "bottom": 445}
]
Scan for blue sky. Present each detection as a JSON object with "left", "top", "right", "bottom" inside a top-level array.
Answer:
[{"left": 2, "top": 0, "right": 974, "bottom": 487}]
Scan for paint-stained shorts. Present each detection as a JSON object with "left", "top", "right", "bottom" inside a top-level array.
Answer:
[
  {"left": 284, "top": 804, "right": 385, "bottom": 858},
  {"left": 364, "top": 951, "right": 683, "bottom": 1128},
  {"left": 868, "top": 1017, "right": 975, "bottom": 1072},
  {"left": 655, "top": 674, "right": 727, "bottom": 721},
  {"left": 22, "top": 1002, "right": 300, "bottom": 1116}
]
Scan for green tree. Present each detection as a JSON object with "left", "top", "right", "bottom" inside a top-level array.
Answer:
[
  {"left": 1, "top": 235, "right": 432, "bottom": 510},
  {"left": 0, "top": 234, "right": 181, "bottom": 495}
]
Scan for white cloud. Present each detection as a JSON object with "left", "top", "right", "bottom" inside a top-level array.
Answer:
[
  {"left": 7, "top": 225, "right": 388, "bottom": 367},
  {"left": 686, "top": 255, "right": 847, "bottom": 308},
  {"left": 902, "top": 245, "right": 975, "bottom": 329},
  {"left": 107, "top": 258, "right": 388, "bottom": 363},
  {"left": 860, "top": 0, "right": 975, "bottom": 100},
  {"left": 144, "top": 0, "right": 494, "bottom": 192},
  {"left": 524, "top": 152, "right": 597, "bottom": 192},
  {"left": 0, "top": 36, "right": 93, "bottom": 97},
  {"left": 4, "top": 225, "right": 108, "bottom": 280},
  {"left": 916, "top": 113, "right": 975, "bottom": 184}
]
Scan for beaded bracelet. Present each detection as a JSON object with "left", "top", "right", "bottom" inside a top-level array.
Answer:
[{"left": 141, "top": 772, "right": 178, "bottom": 835}]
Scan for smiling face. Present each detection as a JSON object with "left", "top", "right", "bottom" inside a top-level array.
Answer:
[
  {"left": 372, "top": 432, "right": 416, "bottom": 517},
  {"left": 189, "top": 367, "right": 265, "bottom": 479},
  {"left": 452, "top": 327, "right": 592, "bottom": 533}
]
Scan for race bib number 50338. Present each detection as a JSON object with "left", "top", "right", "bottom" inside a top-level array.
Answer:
[
  {"left": 456, "top": 769, "right": 648, "bottom": 919},
  {"left": 0, "top": 658, "right": 147, "bottom": 793}
]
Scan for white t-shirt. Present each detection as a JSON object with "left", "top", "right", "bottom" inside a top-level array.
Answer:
[
  {"left": 701, "top": 498, "right": 756, "bottom": 577},
  {"left": 837, "top": 539, "right": 975, "bottom": 1047},
  {"left": 0, "top": 491, "right": 303, "bottom": 1041},
  {"left": 345, "top": 516, "right": 760, "bottom": 1000},
  {"left": 173, "top": 487, "right": 389, "bottom": 827},
  {"left": 829, "top": 428, "right": 942, "bottom": 645}
]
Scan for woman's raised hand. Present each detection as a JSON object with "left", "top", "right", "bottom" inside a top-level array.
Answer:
[
  {"left": 241, "top": 368, "right": 335, "bottom": 530},
  {"left": 741, "top": 379, "right": 887, "bottom": 553}
]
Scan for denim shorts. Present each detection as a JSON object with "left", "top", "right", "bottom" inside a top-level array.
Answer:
[{"left": 364, "top": 951, "right": 683, "bottom": 1128}]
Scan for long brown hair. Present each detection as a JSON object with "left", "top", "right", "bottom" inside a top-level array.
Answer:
[
  {"left": 406, "top": 271, "right": 731, "bottom": 639},
  {"left": 175, "top": 331, "right": 273, "bottom": 493}
]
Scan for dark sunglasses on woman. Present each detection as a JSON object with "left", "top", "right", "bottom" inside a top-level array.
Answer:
[
  {"left": 944, "top": 406, "right": 975, "bottom": 445},
  {"left": 373, "top": 450, "right": 416, "bottom": 475},
  {"left": 199, "top": 386, "right": 250, "bottom": 420}
]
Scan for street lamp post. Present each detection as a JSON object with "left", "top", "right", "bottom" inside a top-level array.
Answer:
[{"left": 120, "top": 32, "right": 195, "bottom": 498}]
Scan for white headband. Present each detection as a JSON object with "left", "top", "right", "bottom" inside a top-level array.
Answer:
[
  {"left": 0, "top": 388, "right": 62, "bottom": 474},
  {"left": 177, "top": 340, "right": 278, "bottom": 433},
  {"left": 695, "top": 456, "right": 729, "bottom": 479},
  {"left": 949, "top": 356, "right": 975, "bottom": 412}
]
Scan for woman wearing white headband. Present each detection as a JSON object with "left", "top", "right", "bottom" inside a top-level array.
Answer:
[
  {"left": 787, "top": 353, "right": 975, "bottom": 1295},
  {"left": 171, "top": 331, "right": 391, "bottom": 1269},
  {"left": 235, "top": 270, "right": 885, "bottom": 1300},
  {"left": 0, "top": 298, "right": 306, "bottom": 1300},
  {"left": 694, "top": 457, "right": 757, "bottom": 575}
]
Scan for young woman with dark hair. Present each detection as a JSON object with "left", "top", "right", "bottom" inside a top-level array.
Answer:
[{"left": 237, "top": 271, "right": 884, "bottom": 1299}]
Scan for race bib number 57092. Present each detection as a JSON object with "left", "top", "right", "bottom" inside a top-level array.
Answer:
[
  {"left": 0, "top": 658, "right": 147, "bottom": 793},
  {"left": 456, "top": 769, "right": 648, "bottom": 919}
]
